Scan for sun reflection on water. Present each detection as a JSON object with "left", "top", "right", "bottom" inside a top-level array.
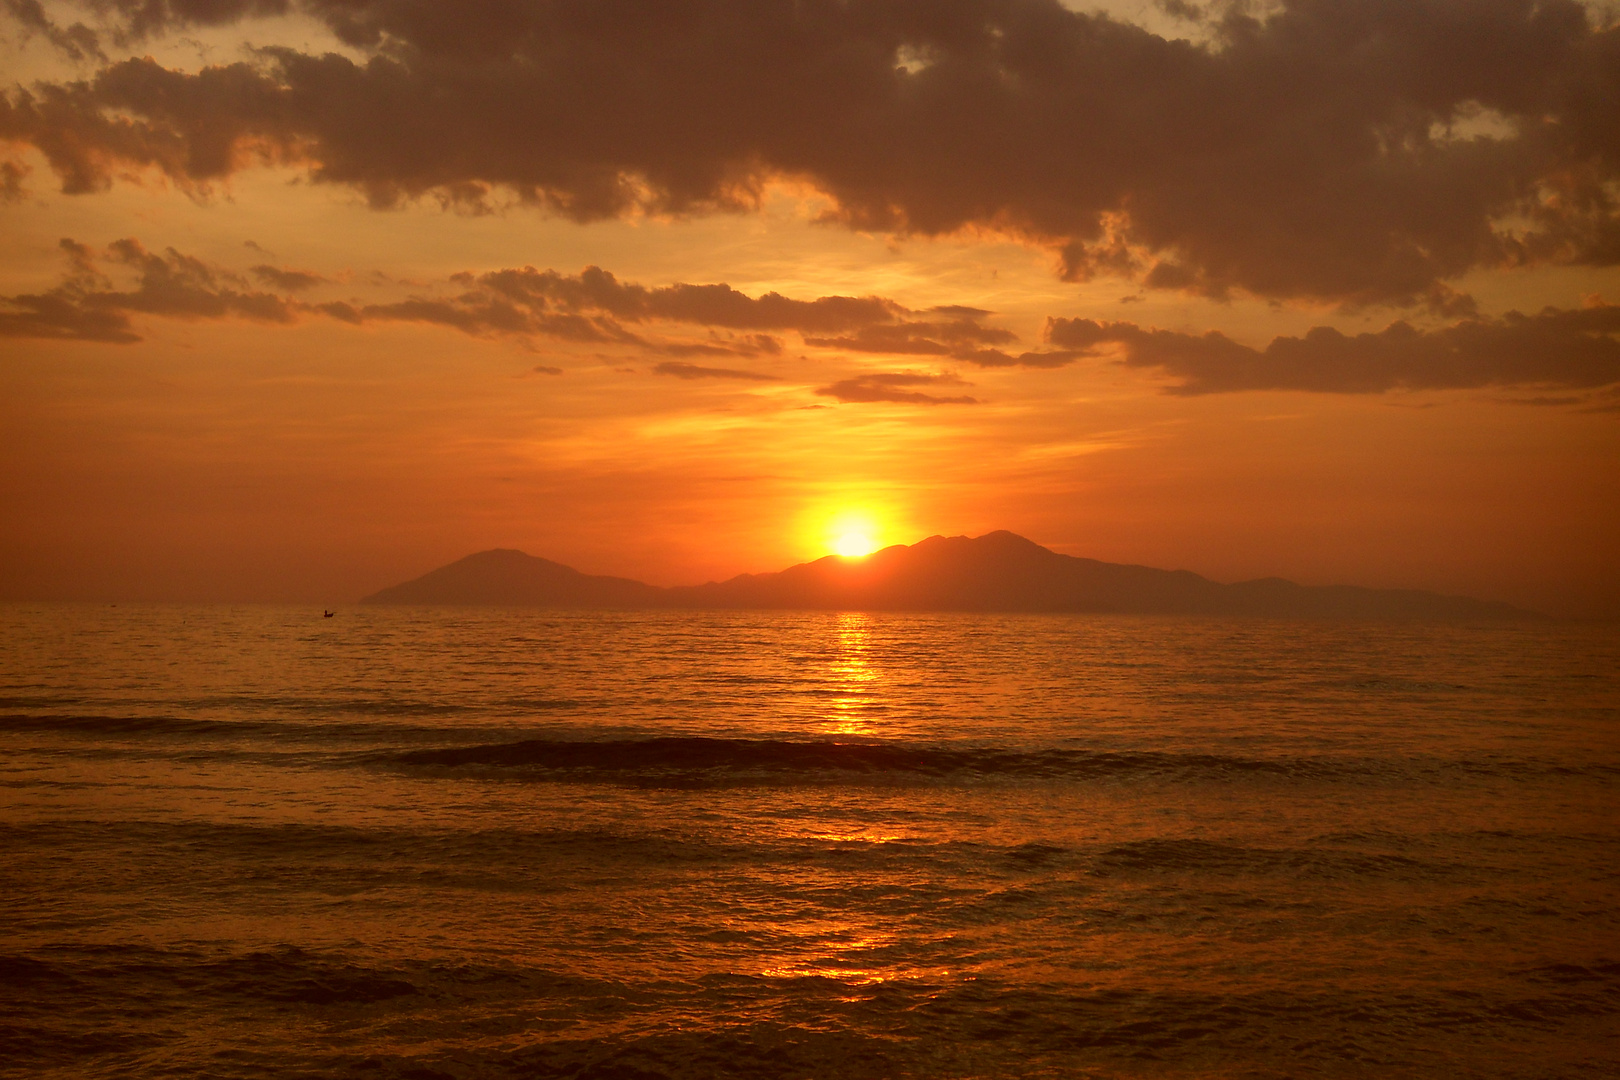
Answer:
[
  {"left": 758, "top": 928, "right": 946, "bottom": 988},
  {"left": 824, "top": 612, "right": 880, "bottom": 735}
]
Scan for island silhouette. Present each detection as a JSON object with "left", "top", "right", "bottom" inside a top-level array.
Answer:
[{"left": 361, "top": 531, "right": 1535, "bottom": 619}]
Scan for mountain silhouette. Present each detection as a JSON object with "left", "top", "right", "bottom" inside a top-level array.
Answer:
[
  {"left": 361, "top": 532, "right": 1536, "bottom": 619},
  {"left": 360, "top": 548, "right": 663, "bottom": 607}
]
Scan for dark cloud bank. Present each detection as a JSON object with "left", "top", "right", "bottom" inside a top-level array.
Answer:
[
  {"left": 3, "top": 238, "right": 1618, "bottom": 400},
  {"left": 2, "top": 0, "right": 1618, "bottom": 307},
  {"left": 1047, "top": 307, "right": 1620, "bottom": 395}
]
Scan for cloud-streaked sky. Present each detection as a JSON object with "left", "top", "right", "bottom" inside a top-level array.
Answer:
[{"left": 2, "top": 0, "right": 1617, "bottom": 615}]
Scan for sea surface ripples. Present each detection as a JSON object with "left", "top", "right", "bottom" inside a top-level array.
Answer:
[{"left": 0, "top": 604, "right": 1616, "bottom": 1078}]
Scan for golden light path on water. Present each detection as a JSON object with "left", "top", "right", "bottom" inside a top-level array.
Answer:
[
  {"left": 789, "top": 610, "right": 964, "bottom": 988},
  {"left": 824, "top": 612, "right": 879, "bottom": 737}
]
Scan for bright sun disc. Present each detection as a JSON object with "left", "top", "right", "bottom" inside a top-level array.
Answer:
[
  {"left": 833, "top": 531, "right": 877, "bottom": 557},
  {"left": 819, "top": 507, "right": 888, "bottom": 558}
]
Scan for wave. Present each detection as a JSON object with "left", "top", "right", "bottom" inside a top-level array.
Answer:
[
  {"left": 0, "top": 819, "right": 1483, "bottom": 886},
  {"left": 4, "top": 944, "right": 1615, "bottom": 1078},
  {"left": 0, "top": 693, "right": 581, "bottom": 721},
  {"left": 386, "top": 736, "right": 1618, "bottom": 787},
  {"left": 8, "top": 719, "right": 1613, "bottom": 786},
  {"left": 0, "top": 711, "right": 563, "bottom": 744},
  {"left": 389, "top": 735, "right": 1339, "bottom": 783},
  {"left": 1090, "top": 837, "right": 1446, "bottom": 880},
  {"left": 0, "top": 713, "right": 261, "bottom": 737}
]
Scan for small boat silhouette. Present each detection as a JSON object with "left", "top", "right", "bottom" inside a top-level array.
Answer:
[{"left": 323, "top": 610, "right": 335, "bottom": 618}]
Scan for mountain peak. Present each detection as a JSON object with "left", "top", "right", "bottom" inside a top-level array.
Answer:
[{"left": 362, "top": 548, "right": 659, "bottom": 607}]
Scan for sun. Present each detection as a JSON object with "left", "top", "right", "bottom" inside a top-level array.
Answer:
[
  {"left": 825, "top": 509, "right": 883, "bottom": 558},
  {"left": 833, "top": 528, "right": 877, "bottom": 558}
]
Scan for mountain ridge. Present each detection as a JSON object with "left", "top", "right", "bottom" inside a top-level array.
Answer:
[{"left": 360, "top": 531, "right": 1539, "bottom": 620}]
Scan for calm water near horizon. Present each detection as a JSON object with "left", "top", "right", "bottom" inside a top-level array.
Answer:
[{"left": 1, "top": 604, "right": 1617, "bottom": 1078}]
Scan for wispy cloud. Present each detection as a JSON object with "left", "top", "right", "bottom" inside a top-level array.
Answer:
[
  {"left": 816, "top": 372, "right": 978, "bottom": 405},
  {"left": 652, "top": 361, "right": 779, "bottom": 381},
  {"left": 250, "top": 265, "right": 327, "bottom": 291}
]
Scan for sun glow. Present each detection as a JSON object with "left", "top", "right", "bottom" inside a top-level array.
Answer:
[{"left": 825, "top": 509, "right": 883, "bottom": 557}]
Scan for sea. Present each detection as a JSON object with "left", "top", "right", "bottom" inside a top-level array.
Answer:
[{"left": 1, "top": 604, "right": 1617, "bottom": 1079}]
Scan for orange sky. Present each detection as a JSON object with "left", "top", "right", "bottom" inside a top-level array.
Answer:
[{"left": 2, "top": 0, "right": 1618, "bottom": 616}]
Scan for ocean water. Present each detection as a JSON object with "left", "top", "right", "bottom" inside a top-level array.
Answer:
[{"left": 1, "top": 604, "right": 1616, "bottom": 1079}]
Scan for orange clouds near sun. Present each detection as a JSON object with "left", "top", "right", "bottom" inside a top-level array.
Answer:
[{"left": 0, "top": 0, "right": 1616, "bottom": 617}]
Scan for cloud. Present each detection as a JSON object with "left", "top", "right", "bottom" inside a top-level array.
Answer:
[
  {"left": 21, "top": 235, "right": 1610, "bottom": 403},
  {"left": 1046, "top": 305, "right": 1620, "bottom": 394},
  {"left": 815, "top": 372, "right": 978, "bottom": 405},
  {"left": 250, "top": 264, "right": 326, "bottom": 290},
  {"left": 804, "top": 318, "right": 1015, "bottom": 355},
  {"left": 650, "top": 334, "right": 783, "bottom": 358},
  {"left": 0, "top": 159, "right": 27, "bottom": 202},
  {"left": 1156, "top": 0, "right": 1205, "bottom": 23},
  {"left": 802, "top": 312, "right": 1077, "bottom": 367},
  {"left": 2, "top": 239, "right": 1030, "bottom": 359},
  {"left": 243, "top": 257, "right": 1036, "bottom": 358},
  {"left": 465, "top": 265, "right": 900, "bottom": 334},
  {"left": 330, "top": 264, "right": 931, "bottom": 350},
  {"left": 10, "top": 237, "right": 1613, "bottom": 406},
  {"left": 652, "top": 361, "right": 779, "bottom": 381},
  {"left": 0, "top": 237, "right": 296, "bottom": 341},
  {"left": 3, "top": 0, "right": 1617, "bottom": 305},
  {"left": 950, "top": 346, "right": 1084, "bottom": 369},
  {"left": 2, "top": 0, "right": 104, "bottom": 62}
]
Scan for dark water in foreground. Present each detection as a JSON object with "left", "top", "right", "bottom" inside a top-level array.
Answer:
[{"left": 1, "top": 605, "right": 1616, "bottom": 1079}]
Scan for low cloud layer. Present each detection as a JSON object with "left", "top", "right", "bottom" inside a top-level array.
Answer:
[
  {"left": 3, "top": 0, "right": 1617, "bottom": 305},
  {"left": 8, "top": 237, "right": 1616, "bottom": 403},
  {"left": 653, "top": 361, "right": 778, "bottom": 381},
  {"left": 1048, "top": 306, "right": 1620, "bottom": 395},
  {"left": 0, "top": 238, "right": 296, "bottom": 342},
  {"left": 250, "top": 264, "right": 327, "bottom": 291},
  {"left": 0, "top": 239, "right": 1052, "bottom": 362},
  {"left": 816, "top": 372, "right": 978, "bottom": 405}
]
